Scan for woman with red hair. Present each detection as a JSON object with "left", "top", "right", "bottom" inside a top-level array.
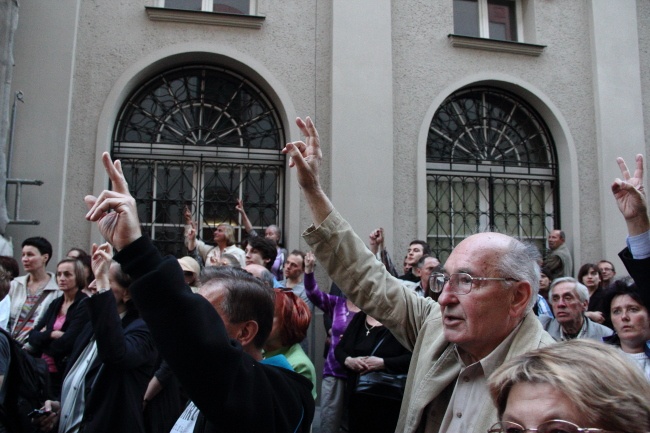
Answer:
[{"left": 264, "top": 288, "right": 317, "bottom": 399}]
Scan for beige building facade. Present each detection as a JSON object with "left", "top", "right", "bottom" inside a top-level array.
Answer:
[{"left": 6, "top": 0, "right": 649, "bottom": 279}]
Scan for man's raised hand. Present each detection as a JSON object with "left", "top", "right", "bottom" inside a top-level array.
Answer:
[
  {"left": 283, "top": 117, "right": 323, "bottom": 193},
  {"left": 282, "top": 117, "right": 333, "bottom": 225},
  {"left": 84, "top": 152, "right": 142, "bottom": 251},
  {"left": 612, "top": 154, "right": 649, "bottom": 235}
]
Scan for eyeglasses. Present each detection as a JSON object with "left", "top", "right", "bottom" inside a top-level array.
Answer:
[
  {"left": 429, "top": 272, "right": 518, "bottom": 295},
  {"left": 488, "top": 420, "right": 608, "bottom": 433}
]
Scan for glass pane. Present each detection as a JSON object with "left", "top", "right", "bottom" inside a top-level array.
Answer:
[
  {"left": 202, "top": 164, "right": 242, "bottom": 228},
  {"left": 453, "top": 0, "right": 480, "bottom": 37},
  {"left": 213, "top": 0, "right": 249, "bottom": 14},
  {"left": 241, "top": 167, "right": 281, "bottom": 230},
  {"left": 122, "top": 161, "right": 155, "bottom": 222},
  {"left": 165, "top": 0, "right": 202, "bottom": 11},
  {"left": 488, "top": 0, "right": 517, "bottom": 41},
  {"left": 154, "top": 163, "right": 195, "bottom": 225},
  {"left": 114, "top": 66, "right": 284, "bottom": 152}
]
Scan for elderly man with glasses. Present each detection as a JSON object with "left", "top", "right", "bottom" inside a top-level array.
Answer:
[{"left": 284, "top": 117, "right": 555, "bottom": 433}]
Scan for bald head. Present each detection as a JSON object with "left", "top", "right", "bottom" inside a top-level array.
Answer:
[
  {"left": 450, "top": 232, "right": 540, "bottom": 312},
  {"left": 439, "top": 232, "right": 540, "bottom": 362},
  {"left": 245, "top": 263, "right": 275, "bottom": 288}
]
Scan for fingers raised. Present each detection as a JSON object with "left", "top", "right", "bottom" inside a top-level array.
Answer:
[
  {"left": 634, "top": 153, "right": 644, "bottom": 181},
  {"left": 617, "top": 157, "right": 631, "bottom": 181},
  {"left": 101, "top": 152, "right": 129, "bottom": 194}
]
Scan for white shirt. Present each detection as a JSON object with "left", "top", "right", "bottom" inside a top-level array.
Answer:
[{"left": 0, "top": 295, "right": 10, "bottom": 330}]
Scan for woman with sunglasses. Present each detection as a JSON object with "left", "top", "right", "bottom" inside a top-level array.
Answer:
[{"left": 487, "top": 339, "right": 650, "bottom": 433}]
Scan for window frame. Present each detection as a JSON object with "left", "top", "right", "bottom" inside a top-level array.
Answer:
[
  {"left": 454, "top": 0, "right": 523, "bottom": 42},
  {"left": 425, "top": 86, "right": 559, "bottom": 263},
  {"left": 112, "top": 64, "right": 285, "bottom": 256},
  {"left": 146, "top": 0, "right": 264, "bottom": 28},
  {"left": 153, "top": 0, "right": 257, "bottom": 15}
]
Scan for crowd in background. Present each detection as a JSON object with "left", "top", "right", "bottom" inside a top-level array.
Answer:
[{"left": 0, "top": 135, "right": 648, "bottom": 433}]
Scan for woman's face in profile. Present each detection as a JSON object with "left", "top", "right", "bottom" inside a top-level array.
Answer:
[{"left": 502, "top": 382, "right": 588, "bottom": 430}]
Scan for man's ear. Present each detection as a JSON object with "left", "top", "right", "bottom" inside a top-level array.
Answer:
[
  {"left": 412, "top": 266, "right": 421, "bottom": 277},
  {"left": 509, "top": 281, "right": 532, "bottom": 317},
  {"left": 235, "top": 320, "right": 259, "bottom": 347}
]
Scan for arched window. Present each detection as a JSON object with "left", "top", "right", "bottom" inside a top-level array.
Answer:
[
  {"left": 426, "top": 86, "right": 558, "bottom": 262},
  {"left": 113, "top": 65, "right": 285, "bottom": 256}
]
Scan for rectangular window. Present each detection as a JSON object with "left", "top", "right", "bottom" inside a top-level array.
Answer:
[
  {"left": 453, "top": 0, "right": 520, "bottom": 42},
  {"left": 161, "top": 0, "right": 252, "bottom": 15}
]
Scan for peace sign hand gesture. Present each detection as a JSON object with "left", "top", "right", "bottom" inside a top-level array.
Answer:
[
  {"left": 84, "top": 152, "right": 142, "bottom": 251},
  {"left": 612, "top": 154, "right": 650, "bottom": 236}
]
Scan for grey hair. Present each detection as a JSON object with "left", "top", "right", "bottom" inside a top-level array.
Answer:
[
  {"left": 549, "top": 277, "right": 589, "bottom": 303},
  {"left": 267, "top": 224, "right": 282, "bottom": 239},
  {"left": 493, "top": 238, "right": 541, "bottom": 313},
  {"left": 257, "top": 268, "right": 275, "bottom": 289}
]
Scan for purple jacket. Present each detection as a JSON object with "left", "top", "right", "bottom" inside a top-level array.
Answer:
[{"left": 304, "top": 273, "right": 357, "bottom": 378}]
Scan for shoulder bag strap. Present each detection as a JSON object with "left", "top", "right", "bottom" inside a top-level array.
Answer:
[{"left": 11, "top": 289, "right": 49, "bottom": 340}]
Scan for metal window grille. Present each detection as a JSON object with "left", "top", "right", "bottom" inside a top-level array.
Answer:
[
  {"left": 426, "top": 86, "right": 558, "bottom": 263},
  {"left": 112, "top": 65, "right": 285, "bottom": 256}
]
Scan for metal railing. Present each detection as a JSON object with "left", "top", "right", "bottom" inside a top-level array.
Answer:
[{"left": 6, "top": 178, "right": 43, "bottom": 225}]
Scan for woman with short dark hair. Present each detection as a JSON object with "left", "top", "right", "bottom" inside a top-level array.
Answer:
[{"left": 602, "top": 279, "right": 650, "bottom": 381}]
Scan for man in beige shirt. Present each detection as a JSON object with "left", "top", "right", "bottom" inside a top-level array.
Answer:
[{"left": 284, "top": 117, "right": 555, "bottom": 433}]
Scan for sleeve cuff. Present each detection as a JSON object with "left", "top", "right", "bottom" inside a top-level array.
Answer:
[{"left": 626, "top": 230, "right": 650, "bottom": 259}]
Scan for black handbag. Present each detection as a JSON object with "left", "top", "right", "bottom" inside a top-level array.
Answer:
[{"left": 352, "top": 335, "right": 407, "bottom": 401}]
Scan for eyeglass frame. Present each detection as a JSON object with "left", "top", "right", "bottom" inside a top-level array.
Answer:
[
  {"left": 488, "top": 420, "right": 609, "bottom": 433},
  {"left": 428, "top": 272, "right": 519, "bottom": 295}
]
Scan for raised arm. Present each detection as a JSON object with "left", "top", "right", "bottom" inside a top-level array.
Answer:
[
  {"left": 612, "top": 154, "right": 649, "bottom": 236},
  {"left": 614, "top": 155, "right": 650, "bottom": 309},
  {"left": 303, "top": 252, "right": 336, "bottom": 314},
  {"left": 282, "top": 117, "right": 334, "bottom": 226},
  {"left": 236, "top": 198, "right": 255, "bottom": 234},
  {"left": 85, "top": 153, "right": 142, "bottom": 251}
]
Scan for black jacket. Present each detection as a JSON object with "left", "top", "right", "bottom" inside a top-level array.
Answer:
[
  {"left": 28, "top": 290, "right": 88, "bottom": 366},
  {"left": 620, "top": 247, "right": 650, "bottom": 307},
  {"left": 64, "top": 292, "right": 157, "bottom": 433},
  {"left": 115, "top": 236, "right": 315, "bottom": 433}
]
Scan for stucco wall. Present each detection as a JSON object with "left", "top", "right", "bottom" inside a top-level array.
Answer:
[
  {"left": 7, "top": 0, "right": 649, "bottom": 276},
  {"left": 390, "top": 0, "right": 597, "bottom": 265},
  {"left": 64, "top": 0, "right": 324, "bottom": 254},
  {"left": 7, "top": 0, "right": 80, "bottom": 266}
]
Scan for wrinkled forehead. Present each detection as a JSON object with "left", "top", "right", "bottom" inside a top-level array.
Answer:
[
  {"left": 551, "top": 282, "right": 577, "bottom": 296},
  {"left": 444, "top": 233, "right": 510, "bottom": 274}
]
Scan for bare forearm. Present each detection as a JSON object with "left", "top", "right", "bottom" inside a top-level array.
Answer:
[
  {"left": 303, "top": 186, "right": 334, "bottom": 227},
  {"left": 626, "top": 213, "right": 650, "bottom": 236}
]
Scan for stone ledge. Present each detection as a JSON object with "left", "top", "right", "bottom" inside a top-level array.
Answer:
[
  {"left": 448, "top": 34, "right": 546, "bottom": 57},
  {"left": 145, "top": 6, "right": 265, "bottom": 29}
]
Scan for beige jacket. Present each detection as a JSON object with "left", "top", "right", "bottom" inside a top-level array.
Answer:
[
  {"left": 8, "top": 272, "right": 61, "bottom": 344},
  {"left": 304, "top": 209, "right": 555, "bottom": 433}
]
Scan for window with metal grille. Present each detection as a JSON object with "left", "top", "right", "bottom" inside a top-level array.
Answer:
[
  {"left": 112, "top": 65, "right": 285, "bottom": 256},
  {"left": 426, "top": 86, "right": 558, "bottom": 263}
]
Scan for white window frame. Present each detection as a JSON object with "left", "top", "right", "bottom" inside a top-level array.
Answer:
[
  {"left": 153, "top": 0, "right": 257, "bottom": 15},
  {"left": 478, "top": 0, "right": 523, "bottom": 41}
]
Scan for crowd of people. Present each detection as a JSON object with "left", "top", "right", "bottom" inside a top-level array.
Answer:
[{"left": 0, "top": 118, "right": 648, "bottom": 433}]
